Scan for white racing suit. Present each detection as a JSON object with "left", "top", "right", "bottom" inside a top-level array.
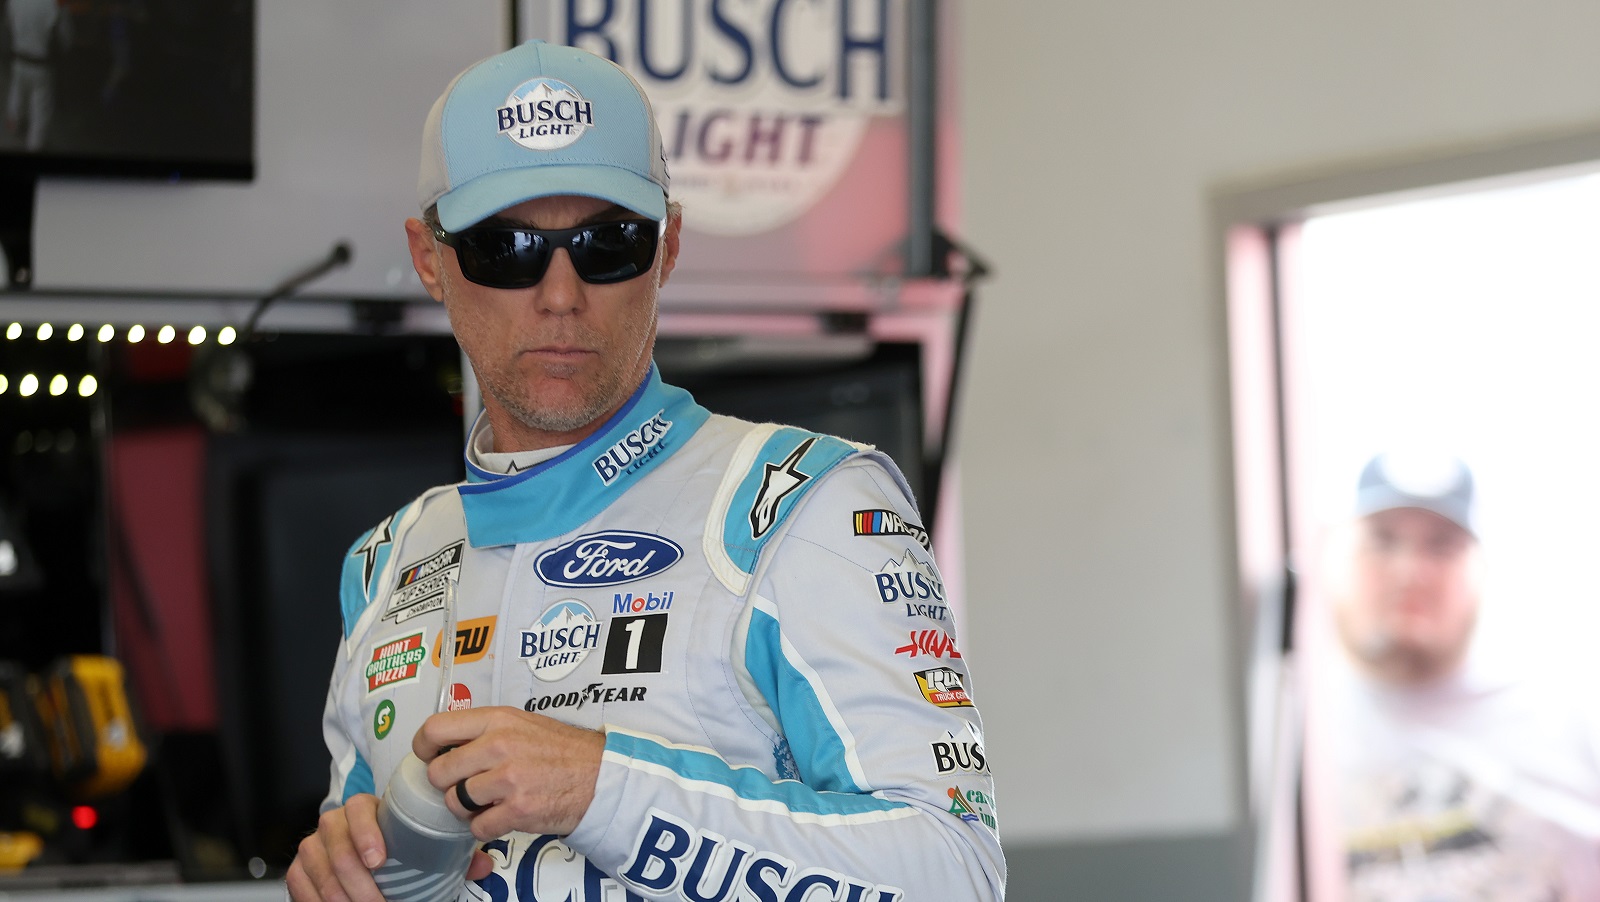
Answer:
[{"left": 319, "top": 365, "right": 1005, "bottom": 901}]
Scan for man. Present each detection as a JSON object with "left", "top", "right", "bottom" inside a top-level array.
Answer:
[
  {"left": 286, "top": 40, "right": 1004, "bottom": 902},
  {"left": 1329, "top": 450, "right": 1484, "bottom": 689},
  {"left": 1318, "top": 450, "right": 1600, "bottom": 900}
]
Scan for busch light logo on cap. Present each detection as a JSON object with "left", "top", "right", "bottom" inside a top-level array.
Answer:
[
  {"left": 497, "top": 78, "right": 594, "bottom": 150},
  {"left": 535, "top": 531, "right": 682, "bottom": 588}
]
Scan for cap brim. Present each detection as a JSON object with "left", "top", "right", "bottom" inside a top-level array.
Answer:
[
  {"left": 437, "top": 164, "right": 666, "bottom": 231},
  {"left": 1354, "top": 488, "right": 1475, "bottom": 536}
]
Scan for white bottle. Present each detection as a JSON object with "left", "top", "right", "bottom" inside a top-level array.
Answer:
[{"left": 371, "top": 752, "right": 477, "bottom": 902}]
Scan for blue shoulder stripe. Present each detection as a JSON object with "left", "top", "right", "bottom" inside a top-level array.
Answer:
[
  {"left": 721, "top": 429, "right": 856, "bottom": 575},
  {"left": 744, "top": 607, "right": 862, "bottom": 794},
  {"left": 605, "top": 730, "right": 901, "bottom": 817},
  {"left": 339, "top": 504, "right": 410, "bottom": 638},
  {"left": 342, "top": 751, "right": 374, "bottom": 802}
]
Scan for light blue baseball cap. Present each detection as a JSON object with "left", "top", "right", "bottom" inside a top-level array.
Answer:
[
  {"left": 1355, "top": 450, "right": 1476, "bottom": 537},
  {"left": 418, "top": 40, "right": 668, "bottom": 232}
]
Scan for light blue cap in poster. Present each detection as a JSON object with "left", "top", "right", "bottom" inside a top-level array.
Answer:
[{"left": 418, "top": 40, "right": 669, "bottom": 232}]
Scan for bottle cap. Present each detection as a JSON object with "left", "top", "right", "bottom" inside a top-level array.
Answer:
[{"left": 390, "top": 752, "right": 468, "bottom": 833}]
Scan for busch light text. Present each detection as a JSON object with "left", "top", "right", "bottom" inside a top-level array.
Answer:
[
  {"left": 564, "top": 0, "right": 895, "bottom": 103},
  {"left": 593, "top": 411, "right": 673, "bottom": 485},
  {"left": 621, "top": 810, "right": 904, "bottom": 901}
]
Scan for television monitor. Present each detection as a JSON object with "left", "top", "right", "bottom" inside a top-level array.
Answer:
[
  {"left": 1, "top": 0, "right": 255, "bottom": 284},
  {"left": 657, "top": 341, "right": 929, "bottom": 507},
  {"left": 0, "top": 0, "right": 254, "bottom": 178}
]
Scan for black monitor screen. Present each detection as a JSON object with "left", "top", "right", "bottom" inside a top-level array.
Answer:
[
  {"left": 658, "top": 342, "right": 928, "bottom": 506},
  {"left": 0, "top": 0, "right": 253, "bottom": 178}
]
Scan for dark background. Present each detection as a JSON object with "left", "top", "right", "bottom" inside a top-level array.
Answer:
[{"left": 0, "top": 328, "right": 927, "bottom": 879}]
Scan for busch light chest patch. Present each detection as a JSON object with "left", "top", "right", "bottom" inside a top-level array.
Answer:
[
  {"left": 521, "top": 601, "right": 603, "bottom": 682},
  {"left": 535, "top": 531, "right": 682, "bottom": 588}
]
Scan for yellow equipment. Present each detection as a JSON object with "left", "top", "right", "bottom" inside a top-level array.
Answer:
[{"left": 34, "top": 655, "right": 147, "bottom": 799}]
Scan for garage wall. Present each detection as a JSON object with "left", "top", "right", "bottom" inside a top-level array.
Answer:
[{"left": 958, "top": 1, "right": 1600, "bottom": 894}]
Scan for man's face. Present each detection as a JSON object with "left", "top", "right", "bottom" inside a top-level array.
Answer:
[
  {"left": 407, "top": 194, "right": 680, "bottom": 450},
  {"left": 1332, "top": 507, "right": 1480, "bottom": 685}
]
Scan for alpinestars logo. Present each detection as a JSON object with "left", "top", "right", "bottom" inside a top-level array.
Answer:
[
  {"left": 351, "top": 514, "right": 394, "bottom": 592},
  {"left": 750, "top": 437, "right": 816, "bottom": 538}
]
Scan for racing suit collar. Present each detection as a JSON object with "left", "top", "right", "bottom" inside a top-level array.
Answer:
[{"left": 457, "top": 363, "right": 711, "bottom": 547}]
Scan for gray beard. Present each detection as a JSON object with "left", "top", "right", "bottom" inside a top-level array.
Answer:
[{"left": 501, "top": 393, "right": 614, "bottom": 435}]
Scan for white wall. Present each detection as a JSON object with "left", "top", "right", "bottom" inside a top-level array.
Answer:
[{"left": 958, "top": 2, "right": 1600, "bottom": 842}]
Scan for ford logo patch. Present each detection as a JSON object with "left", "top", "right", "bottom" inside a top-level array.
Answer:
[{"left": 535, "top": 531, "right": 683, "bottom": 588}]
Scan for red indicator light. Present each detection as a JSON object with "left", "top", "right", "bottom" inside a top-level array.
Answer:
[{"left": 71, "top": 806, "right": 98, "bottom": 830}]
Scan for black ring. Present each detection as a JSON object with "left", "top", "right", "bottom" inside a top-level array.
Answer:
[{"left": 454, "top": 779, "right": 488, "bottom": 814}]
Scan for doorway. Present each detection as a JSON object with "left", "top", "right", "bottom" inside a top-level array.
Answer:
[{"left": 1227, "top": 154, "right": 1600, "bottom": 901}]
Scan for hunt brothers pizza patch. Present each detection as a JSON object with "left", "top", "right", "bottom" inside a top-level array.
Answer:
[{"left": 367, "top": 632, "right": 427, "bottom": 693}]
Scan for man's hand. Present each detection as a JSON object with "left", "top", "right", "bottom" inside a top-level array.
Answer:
[
  {"left": 286, "top": 794, "right": 386, "bottom": 901},
  {"left": 414, "top": 705, "right": 607, "bottom": 841},
  {"left": 285, "top": 792, "right": 495, "bottom": 900}
]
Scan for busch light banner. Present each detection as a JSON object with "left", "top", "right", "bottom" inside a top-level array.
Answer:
[{"left": 518, "top": 0, "right": 953, "bottom": 293}]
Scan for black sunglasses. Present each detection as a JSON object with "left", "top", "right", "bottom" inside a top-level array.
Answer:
[{"left": 430, "top": 218, "right": 662, "bottom": 289}]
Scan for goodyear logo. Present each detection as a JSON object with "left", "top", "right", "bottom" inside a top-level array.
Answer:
[{"left": 366, "top": 633, "right": 427, "bottom": 692}]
